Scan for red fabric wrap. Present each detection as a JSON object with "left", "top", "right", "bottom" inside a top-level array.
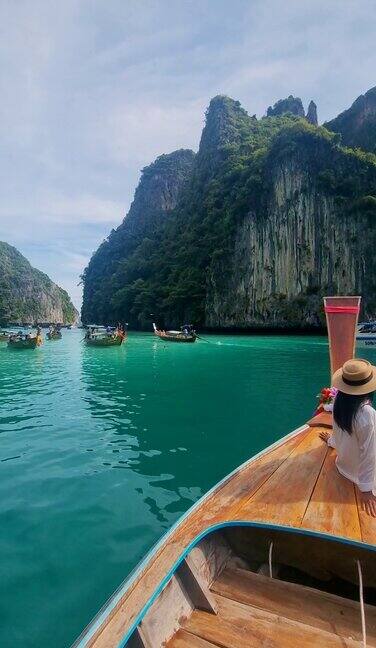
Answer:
[{"left": 324, "top": 306, "right": 360, "bottom": 314}]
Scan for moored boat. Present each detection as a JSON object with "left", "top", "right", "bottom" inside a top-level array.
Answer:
[
  {"left": 357, "top": 321, "right": 376, "bottom": 347},
  {"left": 84, "top": 325, "right": 126, "bottom": 347},
  {"left": 47, "top": 331, "right": 62, "bottom": 340},
  {"left": 46, "top": 325, "right": 62, "bottom": 340},
  {"left": 0, "top": 330, "right": 14, "bottom": 342},
  {"left": 74, "top": 296, "right": 376, "bottom": 648},
  {"left": 8, "top": 328, "right": 43, "bottom": 349},
  {"left": 153, "top": 322, "right": 197, "bottom": 343}
]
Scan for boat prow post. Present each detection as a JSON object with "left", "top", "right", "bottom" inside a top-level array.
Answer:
[{"left": 324, "top": 295, "right": 361, "bottom": 378}]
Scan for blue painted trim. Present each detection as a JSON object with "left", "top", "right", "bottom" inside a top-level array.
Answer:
[{"left": 117, "top": 521, "right": 376, "bottom": 648}]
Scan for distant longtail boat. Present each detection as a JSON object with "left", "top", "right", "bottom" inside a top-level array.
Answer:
[
  {"left": 47, "top": 326, "right": 62, "bottom": 340},
  {"left": 153, "top": 322, "right": 197, "bottom": 343},
  {"left": 84, "top": 325, "right": 126, "bottom": 347},
  {"left": 74, "top": 296, "right": 376, "bottom": 648}
]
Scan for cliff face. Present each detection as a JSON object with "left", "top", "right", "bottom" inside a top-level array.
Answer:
[
  {"left": 306, "top": 101, "right": 318, "bottom": 126},
  {"left": 0, "top": 242, "right": 77, "bottom": 324},
  {"left": 206, "top": 134, "right": 376, "bottom": 328},
  {"left": 82, "top": 89, "right": 376, "bottom": 330},
  {"left": 81, "top": 149, "right": 195, "bottom": 325},
  {"left": 325, "top": 87, "right": 376, "bottom": 153},
  {"left": 196, "top": 96, "right": 255, "bottom": 173}
]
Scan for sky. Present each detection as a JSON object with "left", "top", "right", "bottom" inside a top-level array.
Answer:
[{"left": 1, "top": 0, "right": 376, "bottom": 310}]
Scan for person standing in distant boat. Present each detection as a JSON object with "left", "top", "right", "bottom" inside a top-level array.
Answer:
[
  {"left": 320, "top": 358, "right": 376, "bottom": 517},
  {"left": 182, "top": 324, "right": 193, "bottom": 336}
]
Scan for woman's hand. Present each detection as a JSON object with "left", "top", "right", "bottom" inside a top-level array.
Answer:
[
  {"left": 359, "top": 490, "right": 376, "bottom": 517},
  {"left": 319, "top": 431, "right": 331, "bottom": 444}
]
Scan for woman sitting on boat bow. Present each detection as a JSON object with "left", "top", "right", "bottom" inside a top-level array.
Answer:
[{"left": 320, "top": 358, "right": 376, "bottom": 517}]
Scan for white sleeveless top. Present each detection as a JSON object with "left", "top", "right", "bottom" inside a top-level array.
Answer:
[{"left": 330, "top": 403, "right": 376, "bottom": 494}]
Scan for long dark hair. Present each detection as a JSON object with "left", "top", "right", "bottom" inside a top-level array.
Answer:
[{"left": 333, "top": 391, "right": 374, "bottom": 434}]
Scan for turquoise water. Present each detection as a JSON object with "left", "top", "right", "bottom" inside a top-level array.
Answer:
[{"left": 1, "top": 331, "right": 368, "bottom": 647}]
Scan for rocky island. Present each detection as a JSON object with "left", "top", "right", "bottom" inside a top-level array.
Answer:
[
  {"left": 0, "top": 241, "right": 78, "bottom": 325},
  {"left": 82, "top": 87, "right": 376, "bottom": 330}
]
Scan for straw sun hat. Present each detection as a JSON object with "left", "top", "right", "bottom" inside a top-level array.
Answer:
[{"left": 332, "top": 358, "right": 376, "bottom": 395}]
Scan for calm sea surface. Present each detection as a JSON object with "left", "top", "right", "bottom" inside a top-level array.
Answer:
[{"left": 1, "top": 330, "right": 371, "bottom": 647}]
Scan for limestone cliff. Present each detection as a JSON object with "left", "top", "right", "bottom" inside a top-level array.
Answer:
[
  {"left": 325, "top": 87, "right": 376, "bottom": 153},
  {"left": 81, "top": 149, "right": 195, "bottom": 325},
  {"left": 81, "top": 89, "right": 376, "bottom": 330},
  {"left": 206, "top": 129, "right": 376, "bottom": 328},
  {"left": 0, "top": 242, "right": 77, "bottom": 325},
  {"left": 306, "top": 101, "right": 318, "bottom": 126}
]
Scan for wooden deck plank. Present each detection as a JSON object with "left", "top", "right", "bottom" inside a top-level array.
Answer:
[
  {"left": 235, "top": 428, "right": 328, "bottom": 527},
  {"left": 87, "top": 428, "right": 308, "bottom": 647},
  {"left": 355, "top": 488, "right": 376, "bottom": 544},
  {"left": 184, "top": 594, "right": 363, "bottom": 648},
  {"left": 301, "top": 449, "right": 361, "bottom": 541},
  {"left": 211, "top": 566, "right": 376, "bottom": 643},
  {"left": 167, "top": 629, "right": 219, "bottom": 647},
  {"left": 307, "top": 411, "right": 333, "bottom": 428},
  {"left": 218, "top": 428, "right": 312, "bottom": 519}
]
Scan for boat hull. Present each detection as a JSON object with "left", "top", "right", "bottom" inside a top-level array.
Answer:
[
  {"left": 154, "top": 331, "right": 196, "bottom": 343},
  {"left": 357, "top": 334, "right": 376, "bottom": 346},
  {"left": 8, "top": 338, "right": 39, "bottom": 349},
  {"left": 47, "top": 332, "right": 62, "bottom": 340},
  {"left": 85, "top": 336, "right": 124, "bottom": 347}
]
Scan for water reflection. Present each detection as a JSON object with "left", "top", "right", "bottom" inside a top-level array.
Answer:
[{"left": 80, "top": 335, "right": 205, "bottom": 531}]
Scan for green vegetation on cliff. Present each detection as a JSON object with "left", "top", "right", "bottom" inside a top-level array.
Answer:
[
  {"left": 267, "top": 95, "right": 305, "bottom": 118},
  {"left": 325, "top": 87, "right": 376, "bottom": 154},
  {"left": 83, "top": 98, "right": 301, "bottom": 326},
  {"left": 82, "top": 90, "right": 376, "bottom": 329},
  {"left": 81, "top": 149, "right": 195, "bottom": 325},
  {"left": 0, "top": 242, "right": 77, "bottom": 325}
]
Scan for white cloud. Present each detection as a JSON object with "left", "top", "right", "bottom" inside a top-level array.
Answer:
[
  {"left": 97, "top": 100, "right": 205, "bottom": 166},
  {"left": 36, "top": 194, "right": 123, "bottom": 225},
  {"left": 0, "top": 194, "right": 122, "bottom": 226}
]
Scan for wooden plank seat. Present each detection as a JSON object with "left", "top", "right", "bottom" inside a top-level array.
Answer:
[
  {"left": 168, "top": 632, "right": 218, "bottom": 647},
  {"left": 211, "top": 566, "right": 376, "bottom": 644},
  {"left": 169, "top": 564, "right": 376, "bottom": 648},
  {"left": 175, "top": 592, "right": 366, "bottom": 648}
]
